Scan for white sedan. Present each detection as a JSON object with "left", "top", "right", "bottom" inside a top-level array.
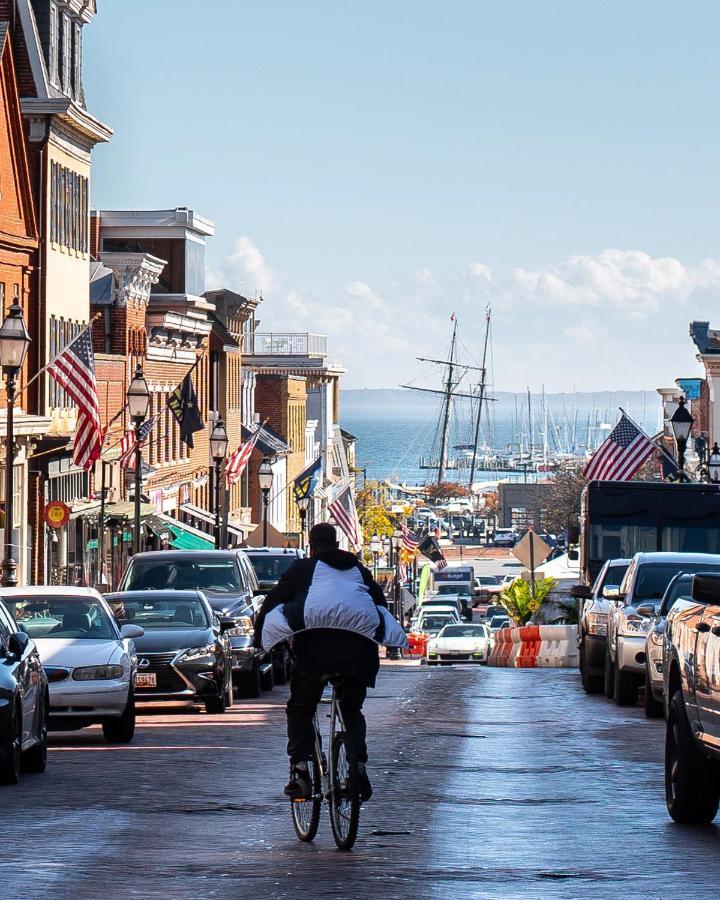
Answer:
[
  {"left": 426, "top": 623, "right": 491, "bottom": 665},
  {"left": 0, "top": 587, "right": 143, "bottom": 743}
]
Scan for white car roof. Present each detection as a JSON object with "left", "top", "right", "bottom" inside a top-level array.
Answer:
[
  {"left": 0, "top": 586, "right": 105, "bottom": 599},
  {"left": 633, "top": 552, "right": 720, "bottom": 565}
]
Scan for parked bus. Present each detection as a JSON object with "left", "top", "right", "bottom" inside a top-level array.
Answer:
[{"left": 580, "top": 480, "right": 720, "bottom": 585}]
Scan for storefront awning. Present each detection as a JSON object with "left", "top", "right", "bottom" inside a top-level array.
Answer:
[{"left": 167, "top": 522, "right": 213, "bottom": 551}]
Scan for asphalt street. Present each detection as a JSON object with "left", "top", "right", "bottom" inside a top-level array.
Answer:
[{"left": 3, "top": 662, "right": 719, "bottom": 899}]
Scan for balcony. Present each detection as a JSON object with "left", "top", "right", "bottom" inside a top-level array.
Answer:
[{"left": 242, "top": 332, "right": 327, "bottom": 357}]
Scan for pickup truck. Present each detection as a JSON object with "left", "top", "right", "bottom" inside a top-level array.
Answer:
[{"left": 663, "top": 572, "right": 720, "bottom": 823}]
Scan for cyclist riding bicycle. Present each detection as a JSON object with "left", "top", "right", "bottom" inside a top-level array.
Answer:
[{"left": 254, "top": 523, "right": 407, "bottom": 803}]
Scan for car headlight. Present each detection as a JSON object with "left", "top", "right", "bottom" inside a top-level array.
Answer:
[
  {"left": 73, "top": 665, "right": 125, "bottom": 681},
  {"left": 226, "top": 615, "right": 254, "bottom": 637},
  {"left": 180, "top": 644, "right": 217, "bottom": 661},
  {"left": 621, "top": 614, "right": 650, "bottom": 636},
  {"left": 586, "top": 613, "right": 608, "bottom": 636}
]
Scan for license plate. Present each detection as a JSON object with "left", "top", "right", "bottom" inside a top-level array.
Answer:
[{"left": 136, "top": 673, "right": 157, "bottom": 688}]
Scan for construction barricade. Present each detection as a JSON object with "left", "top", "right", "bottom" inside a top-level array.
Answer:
[
  {"left": 407, "top": 632, "right": 429, "bottom": 658},
  {"left": 487, "top": 624, "right": 578, "bottom": 668}
]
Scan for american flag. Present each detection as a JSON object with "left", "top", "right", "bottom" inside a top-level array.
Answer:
[
  {"left": 583, "top": 413, "right": 655, "bottom": 482},
  {"left": 401, "top": 523, "right": 420, "bottom": 552},
  {"left": 47, "top": 328, "right": 102, "bottom": 471},
  {"left": 226, "top": 426, "right": 262, "bottom": 487},
  {"left": 118, "top": 417, "right": 158, "bottom": 470},
  {"left": 327, "top": 486, "right": 362, "bottom": 550}
]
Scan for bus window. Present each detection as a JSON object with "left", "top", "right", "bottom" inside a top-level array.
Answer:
[
  {"left": 590, "top": 522, "right": 656, "bottom": 562},
  {"left": 662, "top": 526, "right": 720, "bottom": 555}
]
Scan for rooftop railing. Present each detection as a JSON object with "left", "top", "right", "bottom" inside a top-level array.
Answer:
[{"left": 242, "top": 332, "right": 327, "bottom": 357}]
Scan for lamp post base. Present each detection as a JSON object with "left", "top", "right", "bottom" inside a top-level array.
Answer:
[{"left": 1, "top": 557, "right": 17, "bottom": 588}]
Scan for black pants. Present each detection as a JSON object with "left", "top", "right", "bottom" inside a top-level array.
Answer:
[{"left": 286, "top": 669, "right": 368, "bottom": 764}]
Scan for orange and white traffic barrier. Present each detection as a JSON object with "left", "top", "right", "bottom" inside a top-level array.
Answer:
[
  {"left": 538, "top": 625, "right": 579, "bottom": 668},
  {"left": 515, "top": 625, "right": 541, "bottom": 668},
  {"left": 488, "top": 627, "right": 515, "bottom": 666},
  {"left": 487, "top": 623, "right": 579, "bottom": 668},
  {"left": 407, "top": 632, "right": 429, "bottom": 658}
]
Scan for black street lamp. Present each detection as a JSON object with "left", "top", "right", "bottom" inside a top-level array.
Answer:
[
  {"left": 709, "top": 443, "right": 720, "bottom": 484},
  {"left": 669, "top": 397, "right": 694, "bottom": 481},
  {"left": 127, "top": 364, "right": 150, "bottom": 556},
  {"left": 296, "top": 494, "right": 311, "bottom": 550},
  {"left": 0, "top": 301, "right": 30, "bottom": 588},
  {"left": 258, "top": 456, "right": 274, "bottom": 547},
  {"left": 210, "top": 416, "right": 228, "bottom": 549}
]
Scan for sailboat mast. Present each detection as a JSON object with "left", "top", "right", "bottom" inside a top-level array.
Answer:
[
  {"left": 527, "top": 387, "right": 533, "bottom": 457},
  {"left": 469, "top": 307, "right": 491, "bottom": 488},
  {"left": 437, "top": 318, "right": 458, "bottom": 484}
]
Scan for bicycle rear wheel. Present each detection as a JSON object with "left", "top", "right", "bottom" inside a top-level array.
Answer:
[
  {"left": 328, "top": 732, "right": 361, "bottom": 850},
  {"left": 290, "top": 744, "right": 322, "bottom": 842}
]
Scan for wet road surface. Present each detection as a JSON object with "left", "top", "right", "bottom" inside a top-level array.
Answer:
[{"left": 3, "top": 663, "right": 719, "bottom": 898}]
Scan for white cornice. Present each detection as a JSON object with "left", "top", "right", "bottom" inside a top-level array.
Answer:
[
  {"left": 21, "top": 98, "right": 113, "bottom": 146},
  {"left": 99, "top": 252, "right": 167, "bottom": 309}
]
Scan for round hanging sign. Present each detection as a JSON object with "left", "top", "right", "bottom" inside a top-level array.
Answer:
[{"left": 44, "top": 501, "right": 70, "bottom": 529}]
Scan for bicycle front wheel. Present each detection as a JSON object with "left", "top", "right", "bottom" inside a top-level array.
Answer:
[
  {"left": 290, "top": 746, "right": 322, "bottom": 842},
  {"left": 328, "top": 732, "right": 361, "bottom": 850}
]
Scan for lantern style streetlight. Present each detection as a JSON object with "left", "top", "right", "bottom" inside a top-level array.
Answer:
[
  {"left": 0, "top": 301, "right": 30, "bottom": 587},
  {"left": 258, "top": 457, "right": 274, "bottom": 547},
  {"left": 127, "top": 364, "right": 150, "bottom": 556},
  {"left": 296, "top": 494, "right": 311, "bottom": 549},
  {"left": 669, "top": 397, "right": 694, "bottom": 481},
  {"left": 210, "top": 416, "right": 228, "bottom": 549}
]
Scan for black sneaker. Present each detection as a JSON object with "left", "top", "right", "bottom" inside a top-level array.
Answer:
[
  {"left": 284, "top": 762, "right": 312, "bottom": 801},
  {"left": 357, "top": 763, "right": 372, "bottom": 802}
]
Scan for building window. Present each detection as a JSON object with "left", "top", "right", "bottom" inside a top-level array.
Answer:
[
  {"left": 49, "top": 3, "right": 59, "bottom": 86},
  {"left": 72, "top": 21, "right": 82, "bottom": 100},
  {"left": 50, "top": 162, "right": 89, "bottom": 253},
  {"left": 61, "top": 12, "right": 72, "bottom": 94}
]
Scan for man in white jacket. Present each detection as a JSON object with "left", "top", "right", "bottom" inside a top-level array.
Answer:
[{"left": 254, "top": 523, "right": 395, "bottom": 801}]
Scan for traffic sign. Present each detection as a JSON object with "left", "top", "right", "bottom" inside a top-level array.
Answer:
[
  {"left": 44, "top": 501, "right": 70, "bottom": 529},
  {"left": 512, "top": 531, "right": 552, "bottom": 572}
]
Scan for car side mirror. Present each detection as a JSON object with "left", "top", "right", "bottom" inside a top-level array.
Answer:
[
  {"left": 603, "top": 586, "right": 621, "bottom": 599},
  {"left": 219, "top": 616, "right": 237, "bottom": 633},
  {"left": 120, "top": 624, "right": 144, "bottom": 639},
  {"left": 636, "top": 602, "right": 655, "bottom": 618},
  {"left": 7, "top": 631, "right": 29, "bottom": 659},
  {"left": 570, "top": 585, "right": 592, "bottom": 600}
]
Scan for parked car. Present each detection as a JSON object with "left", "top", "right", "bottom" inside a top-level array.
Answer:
[
  {"left": 106, "top": 590, "right": 234, "bottom": 713},
  {"left": 483, "top": 603, "right": 508, "bottom": 622},
  {"left": 663, "top": 572, "right": 720, "bottom": 823},
  {"left": 488, "top": 615, "right": 511, "bottom": 632},
  {"left": 473, "top": 575, "right": 504, "bottom": 605},
  {"left": 411, "top": 600, "right": 462, "bottom": 629},
  {"left": 428, "top": 587, "right": 472, "bottom": 621},
  {"left": 643, "top": 573, "right": 692, "bottom": 719},
  {"left": 118, "top": 550, "right": 278, "bottom": 694},
  {"left": 427, "top": 623, "right": 491, "bottom": 665},
  {"left": 493, "top": 529, "right": 518, "bottom": 548},
  {"left": 0, "top": 596, "right": 48, "bottom": 782},
  {"left": 415, "top": 611, "right": 460, "bottom": 636},
  {"left": 573, "top": 557, "right": 630, "bottom": 695},
  {"left": 244, "top": 547, "right": 304, "bottom": 592},
  {"left": 606, "top": 552, "right": 720, "bottom": 706},
  {"left": 1, "top": 587, "right": 142, "bottom": 743}
]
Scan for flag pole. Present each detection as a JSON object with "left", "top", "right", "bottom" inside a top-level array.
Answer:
[
  {"left": 618, "top": 406, "right": 685, "bottom": 479},
  {"left": 13, "top": 312, "right": 103, "bottom": 407}
]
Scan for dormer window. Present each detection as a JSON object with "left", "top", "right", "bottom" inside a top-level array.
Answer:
[
  {"left": 72, "top": 21, "right": 82, "bottom": 99},
  {"left": 48, "top": 2, "right": 59, "bottom": 87},
  {"left": 61, "top": 11, "right": 71, "bottom": 93}
]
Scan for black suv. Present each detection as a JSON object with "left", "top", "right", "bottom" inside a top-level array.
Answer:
[{"left": 118, "top": 550, "right": 276, "bottom": 697}]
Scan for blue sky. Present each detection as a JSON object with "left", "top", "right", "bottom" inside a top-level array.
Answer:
[{"left": 86, "top": 1, "right": 720, "bottom": 390}]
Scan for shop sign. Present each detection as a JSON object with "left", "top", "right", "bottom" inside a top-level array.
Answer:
[{"left": 44, "top": 501, "right": 70, "bottom": 529}]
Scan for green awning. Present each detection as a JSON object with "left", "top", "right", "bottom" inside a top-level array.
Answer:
[
  {"left": 167, "top": 523, "right": 213, "bottom": 551},
  {"left": 86, "top": 539, "right": 98, "bottom": 550}
]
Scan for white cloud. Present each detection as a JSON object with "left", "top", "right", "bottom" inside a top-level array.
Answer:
[{"left": 208, "top": 240, "right": 720, "bottom": 391}]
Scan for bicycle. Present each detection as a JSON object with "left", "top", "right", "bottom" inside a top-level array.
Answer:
[{"left": 290, "top": 675, "right": 362, "bottom": 850}]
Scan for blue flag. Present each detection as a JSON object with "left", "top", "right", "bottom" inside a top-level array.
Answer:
[{"left": 293, "top": 457, "right": 322, "bottom": 501}]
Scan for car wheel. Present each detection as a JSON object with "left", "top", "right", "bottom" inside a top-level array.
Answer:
[
  {"left": 603, "top": 644, "right": 615, "bottom": 699},
  {"left": 665, "top": 689, "right": 720, "bottom": 823},
  {"left": 205, "top": 690, "right": 228, "bottom": 715},
  {"left": 102, "top": 688, "right": 136, "bottom": 744},
  {"left": 0, "top": 702, "right": 21, "bottom": 785},
  {"left": 580, "top": 639, "right": 603, "bottom": 695},
  {"left": 235, "top": 661, "right": 262, "bottom": 699},
  {"left": 224, "top": 669, "right": 234, "bottom": 709},
  {"left": 613, "top": 653, "right": 639, "bottom": 706},
  {"left": 644, "top": 664, "right": 664, "bottom": 719},
  {"left": 23, "top": 690, "right": 48, "bottom": 774},
  {"left": 260, "top": 663, "right": 274, "bottom": 692}
]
